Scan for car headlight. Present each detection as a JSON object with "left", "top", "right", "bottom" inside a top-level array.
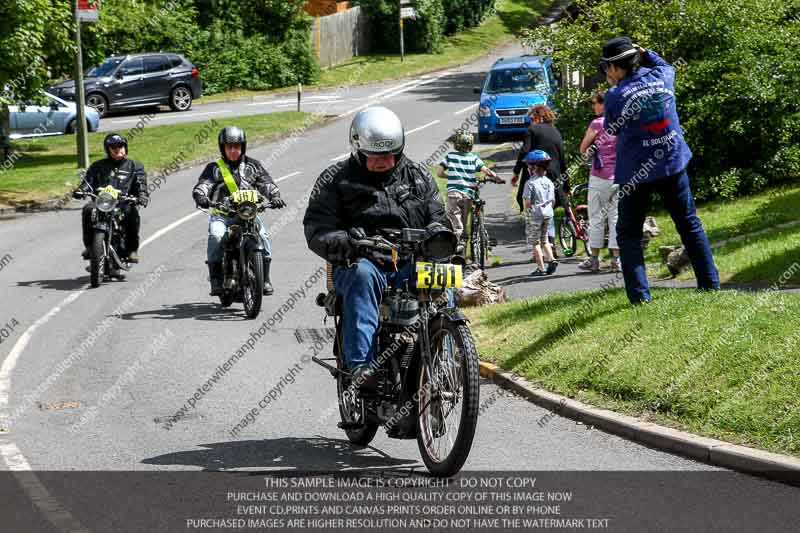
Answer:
[
  {"left": 479, "top": 105, "right": 492, "bottom": 117},
  {"left": 95, "top": 192, "right": 117, "bottom": 212},
  {"left": 237, "top": 203, "right": 257, "bottom": 220}
]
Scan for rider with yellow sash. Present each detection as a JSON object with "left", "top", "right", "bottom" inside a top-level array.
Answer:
[{"left": 193, "top": 126, "right": 286, "bottom": 296}]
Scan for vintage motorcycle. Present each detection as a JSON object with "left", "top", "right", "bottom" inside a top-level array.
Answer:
[
  {"left": 209, "top": 190, "right": 278, "bottom": 319},
  {"left": 313, "top": 227, "right": 480, "bottom": 477},
  {"left": 77, "top": 184, "right": 137, "bottom": 288}
]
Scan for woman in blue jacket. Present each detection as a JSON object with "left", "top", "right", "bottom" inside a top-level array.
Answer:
[{"left": 600, "top": 36, "right": 719, "bottom": 304}]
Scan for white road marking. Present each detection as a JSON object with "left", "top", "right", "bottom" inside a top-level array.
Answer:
[
  {"left": 454, "top": 103, "right": 478, "bottom": 115},
  {"left": 108, "top": 110, "right": 231, "bottom": 125},
  {"left": 369, "top": 79, "right": 421, "bottom": 99},
  {"left": 406, "top": 120, "right": 440, "bottom": 135},
  {"left": 140, "top": 211, "right": 203, "bottom": 248},
  {"left": 330, "top": 152, "right": 350, "bottom": 162},
  {"left": 0, "top": 208, "right": 205, "bottom": 470},
  {"left": 247, "top": 95, "right": 345, "bottom": 107},
  {"left": 276, "top": 171, "right": 300, "bottom": 182},
  {"left": 338, "top": 71, "right": 453, "bottom": 119}
]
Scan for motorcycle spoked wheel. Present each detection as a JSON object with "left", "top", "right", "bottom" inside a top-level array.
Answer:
[
  {"left": 242, "top": 250, "right": 264, "bottom": 319},
  {"left": 90, "top": 232, "right": 106, "bottom": 288},
  {"left": 416, "top": 318, "right": 479, "bottom": 477},
  {"left": 337, "top": 355, "right": 379, "bottom": 446}
]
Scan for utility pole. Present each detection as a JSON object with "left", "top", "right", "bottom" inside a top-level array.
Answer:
[
  {"left": 399, "top": 0, "right": 416, "bottom": 63},
  {"left": 73, "top": 0, "right": 90, "bottom": 169}
]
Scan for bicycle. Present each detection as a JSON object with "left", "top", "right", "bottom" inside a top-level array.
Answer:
[
  {"left": 556, "top": 182, "right": 592, "bottom": 257},
  {"left": 465, "top": 176, "right": 505, "bottom": 269}
]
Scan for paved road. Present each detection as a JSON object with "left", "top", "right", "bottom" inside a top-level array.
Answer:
[{"left": 1, "top": 42, "right": 796, "bottom": 529}]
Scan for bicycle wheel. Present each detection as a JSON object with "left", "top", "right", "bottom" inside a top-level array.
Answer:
[
  {"left": 417, "top": 318, "right": 480, "bottom": 477},
  {"left": 471, "top": 215, "right": 486, "bottom": 269},
  {"left": 558, "top": 218, "right": 577, "bottom": 257}
]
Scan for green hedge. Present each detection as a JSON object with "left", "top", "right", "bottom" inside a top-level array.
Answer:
[
  {"left": 353, "top": 0, "right": 496, "bottom": 53},
  {"left": 73, "top": 0, "right": 319, "bottom": 95},
  {"left": 524, "top": 0, "right": 800, "bottom": 200}
]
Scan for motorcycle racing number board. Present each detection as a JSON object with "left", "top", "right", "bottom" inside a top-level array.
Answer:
[
  {"left": 232, "top": 190, "right": 259, "bottom": 204},
  {"left": 99, "top": 185, "right": 120, "bottom": 198},
  {"left": 416, "top": 262, "right": 462, "bottom": 289}
]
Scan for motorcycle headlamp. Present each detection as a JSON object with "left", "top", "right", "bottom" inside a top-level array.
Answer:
[
  {"left": 423, "top": 228, "right": 457, "bottom": 263},
  {"left": 95, "top": 191, "right": 117, "bottom": 213},
  {"left": 237, "top": 202, "right": 257, "bottom": 220}
]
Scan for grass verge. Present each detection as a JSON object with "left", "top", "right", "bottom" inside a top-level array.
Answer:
[
  {"left": 0, "top": 111, "right": 319, "bottom": 206},
  {"left": 201, "top": 0, "right": 546, "bottom": 103},
  {"left": 644, "top": 183, "right": 800, "bottom": 284},
  {"left": 467, "top": 285, "right": 800, "bottom": 457}
]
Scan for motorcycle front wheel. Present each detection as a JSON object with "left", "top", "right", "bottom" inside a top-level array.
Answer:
[
  {"left": 417, "top": 318, "right": 479, "bottom": 477},
  {"left": 90, "top": 232, "right": 105, "bottom": 288},
  {"left": 242, "top": 250, "right": 264, "bottom": 319}
]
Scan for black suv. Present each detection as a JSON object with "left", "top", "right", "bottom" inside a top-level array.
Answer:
[{"left": 50, "top": 53, "right": 202, "bottom": 117}]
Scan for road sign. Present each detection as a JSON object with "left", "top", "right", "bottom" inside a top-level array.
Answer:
[
  {"left": 78, "top": 0, "right": 99, "bottom": 21},
  {"left": 400, "top": 6, "right": 417, "bottom": 19}
]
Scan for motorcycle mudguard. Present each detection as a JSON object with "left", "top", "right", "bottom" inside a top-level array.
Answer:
[
  {"left": 92, "top": 221, "right": 109, "bottom": 232},
  {"left": 430, "top": 306, "right": 469, "bottom": 327},
  {"left": 242, "top": 236, "right": 264, "bottom": 254}
]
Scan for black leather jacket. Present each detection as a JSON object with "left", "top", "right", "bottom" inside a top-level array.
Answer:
[
  {"left": 192, "top": 156, "right": 280, "bottom": 207},
  {"left": 79, "top": 157, "right": 148, "bottom": 199},
  {"left": 303, "top": 155, "right": 446, "bottom": 263}
]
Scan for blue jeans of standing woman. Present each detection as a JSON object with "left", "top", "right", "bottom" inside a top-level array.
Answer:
[
  {"left": 207, "top": 214, "right": 272, "bottom": 263},
  {"left": 616, "top": 170, "right": 719, "bottom": 304}
]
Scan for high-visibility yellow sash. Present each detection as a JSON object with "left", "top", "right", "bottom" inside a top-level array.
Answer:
[{"left": 212, "top": 159, "right": 238, "bottom": 215}]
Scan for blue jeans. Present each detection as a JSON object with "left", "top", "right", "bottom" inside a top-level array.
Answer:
[
  {"left": 616, "top": 170, "right": 719, "bottom": 303},
  {"left": 334, "top": 258, "right": 454, "bottom": 367},
  {"left": 207, "top": 214, "right": 272, "bottom": 263}
]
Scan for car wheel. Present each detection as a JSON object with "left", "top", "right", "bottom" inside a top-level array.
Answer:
[
  {"left": 169, "top": 86, "right": 193, "bottom": 112},
  {"left": 86, "top": 93, "right": 108, "bottom": 118},
  {"left": 66, "top": 119, "right": 76, "bottom": 134}
]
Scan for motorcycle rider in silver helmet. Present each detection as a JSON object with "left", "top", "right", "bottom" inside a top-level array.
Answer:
[
  {"left": 303, "top": 106, "right": 447, "bottom": 402},
  {"left": 193, "top": 126, "right": 287, "bottom": 296}
]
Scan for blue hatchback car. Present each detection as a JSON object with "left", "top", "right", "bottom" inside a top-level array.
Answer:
[{"left": 474, "top": 55, "right": 558, "bottom": 142}]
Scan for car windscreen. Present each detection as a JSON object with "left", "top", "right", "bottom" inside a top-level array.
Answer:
[
  {"left": 86, "top": 58, "right": 123, "bottom": 78},
  {"left": 484, "top": 68, "right": 547, "bottom": 94}
]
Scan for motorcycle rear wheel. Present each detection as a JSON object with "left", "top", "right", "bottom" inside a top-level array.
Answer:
[
  {"left": 243, "top": 250, "right": 264, "bottom": 319},
  {"left": 90, "top": 232, "right": 105, "bottom": 288},
  {"left": 416, "top": 318, "right": 479, "bottom": 477},
  {"left": 337, "top": 358, "right": 379, "bottom": 446}
]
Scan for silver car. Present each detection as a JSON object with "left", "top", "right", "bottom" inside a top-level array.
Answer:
[{"left": 9, "top": 92, "right": 101, "bottom": 139}]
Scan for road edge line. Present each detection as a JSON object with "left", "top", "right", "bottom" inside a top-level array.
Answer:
[{"left": 478, "top": 361, "right": 800, "bottom": 485}]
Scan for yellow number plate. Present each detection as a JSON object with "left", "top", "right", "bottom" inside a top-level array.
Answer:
[
  {"left": 98, "top": 185, "right": 120, "bottom": 198},
  {"left": 232, "top": 190, "right": 260, "bottom": 204},
  {"left": 416, "top": 262, "right": 462, "bottom": 289}
]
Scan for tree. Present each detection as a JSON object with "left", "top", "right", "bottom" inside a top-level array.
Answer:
[{"left": 523, "top": 0, "right": 800, "bottom": 200}]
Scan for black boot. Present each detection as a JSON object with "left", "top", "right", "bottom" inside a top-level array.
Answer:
[
  {"left": 208, "top": 262, "right": 224, "bottom": 296},
  {"left": 262, "top": 256, "right": 274, "bottom": 296}
]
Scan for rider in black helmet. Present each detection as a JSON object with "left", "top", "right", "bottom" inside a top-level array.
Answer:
[
  {"left": 192, "top": 126, "right": 287, "bottom": 296},
  {"left": 73, "top": 132, "right": 149, "bottom": 267}
]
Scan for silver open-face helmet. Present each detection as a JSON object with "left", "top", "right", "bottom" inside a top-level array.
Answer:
[{"left": 349, "top": 106, "right": 405, "bottom": 167}]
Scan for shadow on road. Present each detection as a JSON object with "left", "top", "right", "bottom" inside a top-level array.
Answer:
[
  {"left": 142, "top": 436, "right": 419, "bottom": 472},
  {"left": 118, "top": 302, "right": 248, "bottom": 321},
  {"left": 17, "top": 277, "right": 91, "bottom": 291}
]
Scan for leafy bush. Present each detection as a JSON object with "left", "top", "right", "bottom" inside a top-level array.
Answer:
[
  {"left": 354, "top": 0, "right": 496, "bottom": 53},
  {"left": 75, "top": 0, "right": 318, "bottom": 95},
  {"left": 523, "top": 0, "right": 800, "bottom": 200}
]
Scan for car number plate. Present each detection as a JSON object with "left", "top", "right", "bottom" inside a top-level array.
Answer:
[
  {"left": 498, "top": 116, "right": 525, "bottom": 124},
  {"left": 416, "top": 262, "right": 462, "bottom": 289}
]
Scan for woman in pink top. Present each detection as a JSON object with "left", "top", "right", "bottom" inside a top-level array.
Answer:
[{"left": 578, "top": 91, "right": 620, "bottom": 272}]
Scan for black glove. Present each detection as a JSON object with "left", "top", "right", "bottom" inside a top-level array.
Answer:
[
  {"left": 348, "top": 227, "right": 367, "bottom": 240},
  {"left": 270, "top": 195, "right": 287, "bottom": 209},
  {"left": 72, "top": 190, "right": 85, "bottom": 200},
  {"left": 137, "top": 196, "right": 149, "bottom": 208},
  {"left": 320, "top": 231, "right": 355, "bottom": 264},
  {"left": 195, "top": 195, "right": 210, "bottom": 209}
]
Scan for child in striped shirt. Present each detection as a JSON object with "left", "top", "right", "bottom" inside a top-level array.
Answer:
[{"left": 437, "top": 132, "right": 503, "bottom": 254}]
